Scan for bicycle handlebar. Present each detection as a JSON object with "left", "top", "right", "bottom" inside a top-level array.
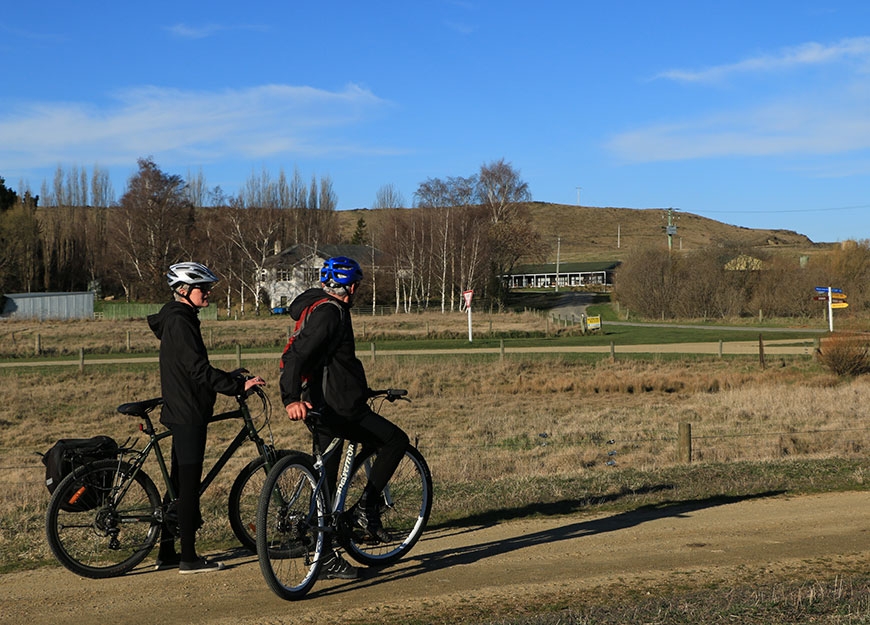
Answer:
[{"left": 368, "top": 388, "right": 409, "bottom": 402}]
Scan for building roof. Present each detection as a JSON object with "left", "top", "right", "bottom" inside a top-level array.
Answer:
[
  {"left": 510, "top": 260, "right": 620, "bottom": 275},
  {"left": 265, "top": 243, "right": 377, "bottom": 268}
]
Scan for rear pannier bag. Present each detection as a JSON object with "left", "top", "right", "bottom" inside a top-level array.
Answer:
[{"left": 42, "top": 436, "right": 119, "bottom": 511}]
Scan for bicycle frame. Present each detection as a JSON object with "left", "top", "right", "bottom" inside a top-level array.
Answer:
[{"left": 117, "top": 393, "right": 276, "bottom": 507}]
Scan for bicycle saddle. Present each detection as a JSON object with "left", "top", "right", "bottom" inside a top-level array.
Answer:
[{"left": 116, "top": 397, "right": 163, "bottom": 417}]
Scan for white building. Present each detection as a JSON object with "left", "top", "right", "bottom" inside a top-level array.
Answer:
[{"left": 261, "top": 244, "right": 376, "bottom": 313}]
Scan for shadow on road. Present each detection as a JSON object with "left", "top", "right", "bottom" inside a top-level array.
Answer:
[{"left": 315, "top": 489, "right": 785, "bottom": 598}]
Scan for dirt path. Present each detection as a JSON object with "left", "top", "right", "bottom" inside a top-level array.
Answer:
[{"left": 2, "top": 491, "right": 867, "bottom": 625}]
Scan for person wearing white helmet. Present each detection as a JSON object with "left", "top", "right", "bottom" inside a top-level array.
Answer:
[{"left": 147, "top": 262, "right": 266, "bottom": 574}]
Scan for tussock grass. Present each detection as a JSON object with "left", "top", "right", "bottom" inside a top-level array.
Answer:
[{"left": 1, "top": 319, "right": 868, "bottom": 582}]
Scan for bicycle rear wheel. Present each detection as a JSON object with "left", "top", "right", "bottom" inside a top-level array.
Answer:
[
  {"left": 256, "top": 452, "right": 326, "bottom": 600},
  {"left": 342, "top": 444, "right": 432, "bottom": 567},
  {"left": 228, "top": 449, "right": 295, "bottom": 552},
  {"left": 45, "top": 459, "right": 161, "bottom": 578}
]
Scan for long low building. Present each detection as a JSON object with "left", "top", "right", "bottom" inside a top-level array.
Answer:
[{"left": 504, "top": 261, "right": 620, "bottom": 289}]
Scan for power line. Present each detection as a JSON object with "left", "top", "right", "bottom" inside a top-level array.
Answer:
[{"left": 698, "top": 203, "right": 870, "bottom": 215}]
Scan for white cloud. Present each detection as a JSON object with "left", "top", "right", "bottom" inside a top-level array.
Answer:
[
  {"left": 0, "top": 83, "right": 393, "bottom": 170},
  {"left": 654, "top": 36, "right": 870, "bottom": 84},
  {"left": 607, "top": 96, "right": 870, "bottom": 162},
  {"left": 612, "top": 38, "right": 870, "bottom": 163}
]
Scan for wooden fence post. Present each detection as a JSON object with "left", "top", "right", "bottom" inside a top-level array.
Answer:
[
  {"left": 678, "top": 422, "right": 692, "bottom": 463},
  {"left": 79, "top": 348, "right": 85, "bottom": 373},
  {"left": 758, "top": 334, "right": 766, "bottom": 370},
  {"left": 236, "top": 345, "right": 242, "bottom": 369}
]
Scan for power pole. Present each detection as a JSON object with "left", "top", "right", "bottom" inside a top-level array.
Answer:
[
  {"left": 555, "top": 236, "right": 561, "bottom": 292},
  {"left": 665, "top": 208, "right": 677, "bottom": 251}
]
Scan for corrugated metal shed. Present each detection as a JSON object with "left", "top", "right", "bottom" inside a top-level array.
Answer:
[{"left": 1, "top": 292, "right": 95, "bottom": 320}]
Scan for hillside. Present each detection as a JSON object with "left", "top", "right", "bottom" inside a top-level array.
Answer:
[{"left": 337, "top": 202, "right": 830, "bottom": 265}]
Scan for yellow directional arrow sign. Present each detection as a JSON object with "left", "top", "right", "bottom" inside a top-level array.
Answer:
[
  {"left": 831, "top": 302, "right": 849, "bottom": 309},
  {"left": 831, "top": 292, "right": 847, "bottom": 300}
]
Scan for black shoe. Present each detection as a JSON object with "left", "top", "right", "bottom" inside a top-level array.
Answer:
[
  {"left": 353, "top": 506, "right": 393, "bottom": 543},
  {"left": 178, "top": 557, "right": 225, "bottom": 574},
  {"left": 318, "top": 552, "right": 358, "bottom": 580},
  {"left": 154, "top": 553, "right": 181, "bottom": 571}
]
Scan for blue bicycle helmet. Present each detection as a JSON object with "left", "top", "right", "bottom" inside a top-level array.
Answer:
[{"left": 320, "top": 256, "right": 363, "bottom": 286}]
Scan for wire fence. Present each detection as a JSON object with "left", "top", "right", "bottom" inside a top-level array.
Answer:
[{"left": 4, "top": 425, "right": 867, "bottom": 485}]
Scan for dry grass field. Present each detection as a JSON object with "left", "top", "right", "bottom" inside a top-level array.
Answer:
[{"left": 1, "top": 313, "right": 868, "bottom": 577}]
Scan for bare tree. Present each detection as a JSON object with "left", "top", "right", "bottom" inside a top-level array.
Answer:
[
  {"left": 476, "top": 158, "right": 531, "bottom": 224},
  {"left": 373, "top": 183, "right": 405, "bottom": 209},
  {"left": 90, "top": 165, "right": 114, "bottom": 208},
  {"left": 110, "top": 157, "right": 194, "bottom": 300},
  {"left": 226, "top": 207, "right": 285, "bottom": 315}
]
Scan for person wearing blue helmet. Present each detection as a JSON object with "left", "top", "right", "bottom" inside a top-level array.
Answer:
[{"left": 279, "top": 256, "right": 409, "bottom": 581}]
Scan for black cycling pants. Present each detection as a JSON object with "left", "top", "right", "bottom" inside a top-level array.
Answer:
[
  {"left": 316, "top": 407, "right": 409, "bottom": 503},
  {"left": 159, "top": 423, "right": 207, "bottom": 562}
]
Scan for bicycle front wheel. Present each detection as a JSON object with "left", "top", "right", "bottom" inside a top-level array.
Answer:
[
  {"left": 256, "top": 452, "right": 326, "bottom": 600},
  {"left": 45, "top": 459, "right": 161, "bottom": 578},
  {"left": 342, "top": 444, "right": 432, "bottom": 567},
  {"left": 228, "top": 449, "right": 296, "bottom": 552}
]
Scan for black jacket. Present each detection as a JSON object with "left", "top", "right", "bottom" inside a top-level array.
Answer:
[
  {"left": 148, "top": 301, "right": 243, "bottom": 426},
  {"left": 279, "top": 288, "right": 369, "bottom": 418}
]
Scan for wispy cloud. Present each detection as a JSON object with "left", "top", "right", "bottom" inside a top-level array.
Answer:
[
  {"left": 0, "top": 83, "right": 393, "bottom": 170},
  {"left": 608, "top": 92, "right": 870, "bottom": 163},
  {"left": 610, "top": 38, "right": 870, "bottom": 163},
  {"left": 654, "top": 36, "right": 870, "bottom": 84},
  {"left": 165, "top": 22, "right": 269, "bottom": 40}
]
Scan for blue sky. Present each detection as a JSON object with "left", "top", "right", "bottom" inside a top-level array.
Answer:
[{"left": 1, "top": 1, "right": 869, "bottom": 243}]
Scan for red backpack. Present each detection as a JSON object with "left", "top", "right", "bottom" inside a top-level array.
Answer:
[{"left": 278, "top": 297, "right": 343, "bottom": 373}]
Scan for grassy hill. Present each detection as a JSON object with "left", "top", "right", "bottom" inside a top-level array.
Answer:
[{"left": 336, "top": 202, "right": 833, "bottom": 266}]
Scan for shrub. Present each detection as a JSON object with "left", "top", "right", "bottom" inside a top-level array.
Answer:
[{"left": 817, "top": 332, "right": 870, "bottom": 376}]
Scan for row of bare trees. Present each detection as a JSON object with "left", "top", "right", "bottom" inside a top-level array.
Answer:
[
  {"left": 0, "top": 158, "right": 541, "bottom": 314},
  {"left": 614, "top": 243, "right": 870, "bottom": 320}
]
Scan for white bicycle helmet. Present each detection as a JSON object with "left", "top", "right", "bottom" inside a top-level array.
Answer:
[{"left": 166, "top": 262, "right": 219, "bottom": 290}]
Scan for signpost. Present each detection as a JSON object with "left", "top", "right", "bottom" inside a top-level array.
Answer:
[
  {"left": 814, "top": 286, "right": 847, "bottom": 332},
  {"left": 463, "top": 290, "right": 474, "bottom": 342}
]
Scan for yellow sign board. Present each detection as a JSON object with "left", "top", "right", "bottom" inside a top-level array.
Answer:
[
  {"left": 831, "top": 292, "right": 847, "bottom": 300},
  {"left": 831, "top": 302, "right": 849, "bottom": 309},
  {"left": 586, "top": 315, "right": 602, "bottom": 331}
]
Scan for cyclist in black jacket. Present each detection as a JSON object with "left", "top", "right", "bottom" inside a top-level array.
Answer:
[
  {"left": 148, "top": 262, "right": 265, "bottom": 574},
  {"left": 280, "top": 256, "right": 409, "bottom": 580}
]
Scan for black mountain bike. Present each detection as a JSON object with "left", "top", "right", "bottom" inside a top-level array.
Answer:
[
  {"left": 45, "top": 377, "right": 288, "bottom": 578},
  {"left": 256, "top": 389, "right": 432, "bottom": 600}
]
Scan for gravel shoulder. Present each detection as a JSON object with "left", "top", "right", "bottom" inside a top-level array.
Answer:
[{"left": 2, "top": 490, "right": 868, "bottom": 625}]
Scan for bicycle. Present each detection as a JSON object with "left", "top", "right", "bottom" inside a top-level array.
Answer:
[
  {"left": 256, "top": 388, "right": 432, "bottom": 600},
  {"left": 45, "top": 374, "right": 289, "bottom": 578}
]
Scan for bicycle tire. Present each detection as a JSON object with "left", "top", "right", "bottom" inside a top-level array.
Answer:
[
  {"left": 228, "top": 449, "right": 295, "bottom": 552},
  {"left": 45, "top": 458, "right": 161, "bottom": 578},
  {"left": 256, "top": 452, "right": 326, "bottom": 600},
  {"left": 342, "top": 444, "right": 432, "bottom": 567}
]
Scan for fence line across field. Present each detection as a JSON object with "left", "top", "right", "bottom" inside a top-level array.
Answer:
[
  {"left": 0, "top": 336, "right": 823, "bottom": 372},
  {"left": 3, "top": 424, "right": 867, "bottom": 483}
]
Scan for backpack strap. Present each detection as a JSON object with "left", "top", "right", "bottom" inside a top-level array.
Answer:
[{"left": 279, "top": 297, "right": 344, "bottom": 369}]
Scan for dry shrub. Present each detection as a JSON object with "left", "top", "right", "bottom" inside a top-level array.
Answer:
[{"left": 817, "top": 332, "right": 870, "bottom": 376}]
